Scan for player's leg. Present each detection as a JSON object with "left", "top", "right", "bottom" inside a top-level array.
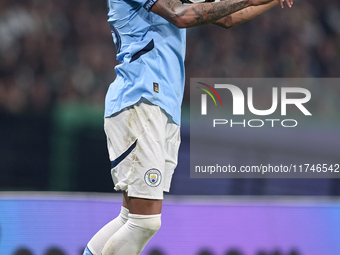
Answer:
[
  {"left": 163, "top": 117, "right": 181, "bottom": 195},
  {"left": 101, "top": 194, "right": 162, "bottom": 255},
  {"left": 123, "top": 190, "right": 162, "bottom": 215},
  {"left": 83, "top": 205, "right": 129, "bottom": 255},
  {"left": 101, "top": 100, "right": 170, "bottom": 255},
  {"left": 102, "top": 113, "right": 180, "bottom": 255}
]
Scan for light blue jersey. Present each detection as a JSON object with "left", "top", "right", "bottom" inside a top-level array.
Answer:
[{"left": 104, "top": 0, "right": 186, "bottom": 125}]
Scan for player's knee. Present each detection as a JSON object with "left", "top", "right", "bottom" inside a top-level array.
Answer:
[
  {"left": 145, "top": 215, "right": 161, "bottom": 232},
  {"left": 129, "top": 214, "right": 161, "bottom": 234}
]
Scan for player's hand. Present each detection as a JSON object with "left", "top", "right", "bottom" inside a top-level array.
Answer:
[{"left": 278, "top": 0, "right": 293, "bottom": 8}]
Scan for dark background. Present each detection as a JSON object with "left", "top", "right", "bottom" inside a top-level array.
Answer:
[{"left": 0, "top": 0, "right": 339, "bottom": 195}]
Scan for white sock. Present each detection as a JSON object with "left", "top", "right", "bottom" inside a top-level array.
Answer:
[
  {"left": 86, "top": 207, "right": 129, "bottom": 255},
  {"left": 101, "top": 213, "right": 161, "bottom": 255}
]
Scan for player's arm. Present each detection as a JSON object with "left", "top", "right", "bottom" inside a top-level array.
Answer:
[
  {"left": 213, "top": 0, "right": 280, "bottom": 29},
  {"left": 150, "top": 0, "right": 291, "bottom": 28}
]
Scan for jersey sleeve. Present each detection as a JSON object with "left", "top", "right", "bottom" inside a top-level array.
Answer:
[{"left": 143, "top": 0, "right": 158, "bottom": 11}]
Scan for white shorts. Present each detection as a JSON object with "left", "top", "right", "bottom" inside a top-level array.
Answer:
[{"left": 104, "top": 99, "right": 181, "bottom": 200}]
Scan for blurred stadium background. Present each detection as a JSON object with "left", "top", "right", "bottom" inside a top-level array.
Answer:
[{"left": 0, "top": 0, "right": 340, "bottom": 254}]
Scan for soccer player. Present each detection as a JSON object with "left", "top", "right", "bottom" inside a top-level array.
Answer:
[{"left": 83, "top": 0, "right": 292, "bottom": 254}]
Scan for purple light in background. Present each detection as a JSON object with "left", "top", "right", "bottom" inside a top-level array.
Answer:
[{"left": 0, "top": 194, "right": 339, "bottom": 255}]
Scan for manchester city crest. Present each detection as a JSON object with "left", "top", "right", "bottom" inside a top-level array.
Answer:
[{"left": 144, "top": 168, "right": 162, "bottom": 187}]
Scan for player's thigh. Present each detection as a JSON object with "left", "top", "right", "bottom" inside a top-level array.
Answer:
[
  {"left": 124, "top": 191, "right": 162, "bottom": 215},
  {"left": 163, "top": 121, "right": 181, "bottom": 192},
  {"left": 104, "top": 100, "right": 168, "bottom": 200}
]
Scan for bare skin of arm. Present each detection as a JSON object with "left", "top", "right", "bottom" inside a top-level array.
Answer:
[
  {"left": 150, "top": 0, "right": 292, "bottom": 28},
  {"left": 213, "top": 0, "right": 281, "bottom": 29}
]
